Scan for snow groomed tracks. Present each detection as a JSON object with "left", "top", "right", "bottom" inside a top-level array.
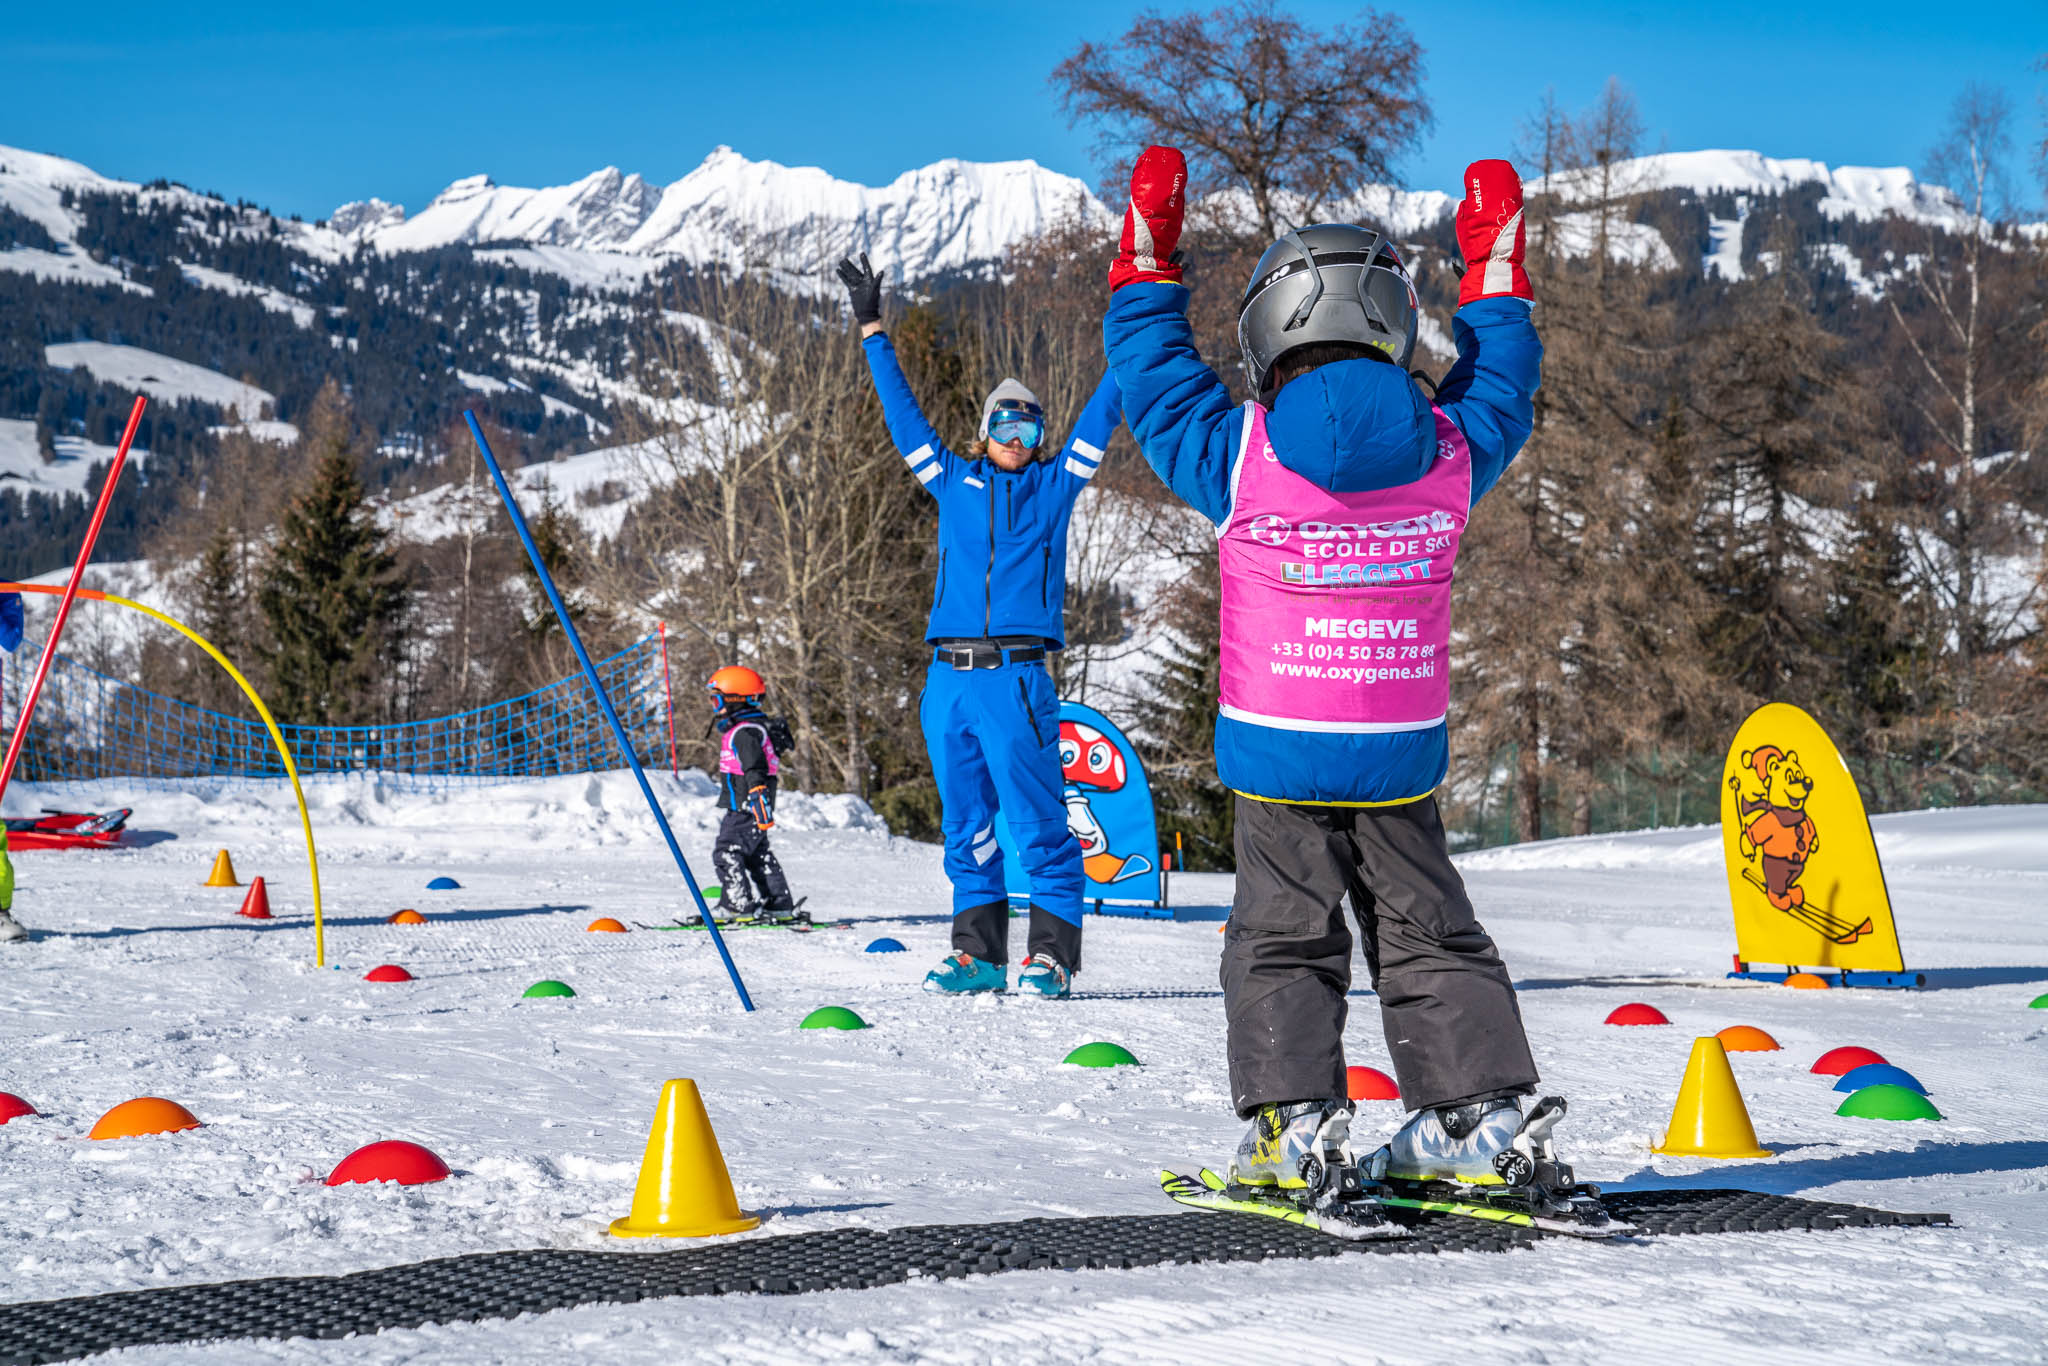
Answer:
[{"left": 0, "top": 1191, "right": 1949, "bottom": 1365}]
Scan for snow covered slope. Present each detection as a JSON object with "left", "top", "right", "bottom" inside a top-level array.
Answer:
[
  {"left": 0, "top": 781, "right": 2042, "bottom": 1363},
  {"left": 1533, "top": 148, "right": 1977, "bottom": 228},
  {"left": 45, "top": 342, "right": 274, "bottom": 421}
]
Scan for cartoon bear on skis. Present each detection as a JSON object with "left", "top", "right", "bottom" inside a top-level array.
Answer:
[{"left": 1727, "top": 746, "right": 1872, "bottom": 943}]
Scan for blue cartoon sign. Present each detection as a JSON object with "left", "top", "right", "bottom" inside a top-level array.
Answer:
[{"left": 996, "top": 699, "right": 1163, "bottom": 916}]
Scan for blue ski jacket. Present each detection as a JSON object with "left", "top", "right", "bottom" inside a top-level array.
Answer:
[
  {"left": 1103, "top": 284, "right": 1541, "bottom": 806},
  {"left": 861, "top": 333, "right": 1123, "bottom": 646}
]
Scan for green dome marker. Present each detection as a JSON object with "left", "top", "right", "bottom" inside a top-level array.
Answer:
[
  {"left": 1064, "top": 1041, "right": 1140, "bottom": 1068},
  {"left": 2029, "top": 992, "right": 2048, "bottom": 1009},
  {"left": 800, "top": 1006, "right": 867, "bottom": 1031},
  {"left": 1836, "top": 1083, "right": 1942, "bottom": 1122},
  {"left": 522, "top": 979, "right": 576, "bottom": 999}
]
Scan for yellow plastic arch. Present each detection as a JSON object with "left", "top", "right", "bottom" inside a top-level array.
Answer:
[{"left": 1, "top": 581, "right": 327, "bottom": 965}]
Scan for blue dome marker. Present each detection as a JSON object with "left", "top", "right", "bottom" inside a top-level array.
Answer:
[
  {"left": 1833, "top": 1063, "right": 1927, "bottom": 1095},
  {"left": 864, "top": 937, "right": 906, "bottom": 954},
  {"left": 426, "top": 876, "right": 461, "bottom": 891}
]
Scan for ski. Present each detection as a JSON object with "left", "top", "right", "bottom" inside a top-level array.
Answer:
[
  {"left": 1159, "top": 1167, "right": 1404, "bottom": 1241},
  {"left": 1374, "top": 1099, "right": 1633, "bottom": 1239},
  {"left": 1379, "top": 1178, "right": 1631, "bottom": 1238}
]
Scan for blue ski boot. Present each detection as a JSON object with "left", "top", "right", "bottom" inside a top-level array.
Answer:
[
  {"left": 922, "top": 951, "right": 1007, "bottom": 994},
  {"left": 1015, "top": 953, "right": 1071, "bottom": 999}
]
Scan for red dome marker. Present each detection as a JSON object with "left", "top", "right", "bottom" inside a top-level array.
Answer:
[
  {"left": 325, "top": 1140, "right": 451, "bottom": 1187},
  {"left": 1605, "top": 1003, "right": 1671, "bottom": 1026},
  {"left": 364, "top": 964, "right": 414, "bottom": 982},
  {"left": 0, "top": 1092, "right": 37, "bottom": 1125},
  {"left": 1346, "top": 1065, "right": 1399, "bottom": 1101},
  {"left": 1811, "top": 1045, "right": 1887, "bottom": 1076}
]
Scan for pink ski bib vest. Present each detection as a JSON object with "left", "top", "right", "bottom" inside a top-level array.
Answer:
[
  {"left": 1217, "top": 400, "right": 1471, "bottom": 734},
  {"left": 718, "top": 720, "right": 780, "bottom": 776}
]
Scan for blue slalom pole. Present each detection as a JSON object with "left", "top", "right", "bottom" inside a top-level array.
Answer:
[{"left": 464, "top": 411, "right": 755, "bottom": 1012}]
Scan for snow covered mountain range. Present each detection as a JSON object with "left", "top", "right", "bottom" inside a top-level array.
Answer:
[{"left": 0, "top": 139, "right": 2004, "bottom": 296}]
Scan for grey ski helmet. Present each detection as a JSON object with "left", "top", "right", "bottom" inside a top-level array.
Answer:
[{"left": 1237, "top": 223, "right": 1420, "bottom": 397}]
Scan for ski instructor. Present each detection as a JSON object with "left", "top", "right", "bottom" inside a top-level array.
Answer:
[{"left": 835, "top": 252, "right": 1122, "bottom": 999}]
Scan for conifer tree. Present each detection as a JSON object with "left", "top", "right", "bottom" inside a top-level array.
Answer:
[
  {"left": 1131, "top": 555, "right": 1235, "bottom": 870},
  {"left": 258, "top": 385, "right": 406, "bottom": 725}
]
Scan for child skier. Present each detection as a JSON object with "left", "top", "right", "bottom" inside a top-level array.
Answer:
[
  {"left": 700, "top": 666, "right": 802, "bottom": 927},
  {"left": 1104, "top": 148, "right": 1598, "bottom": 1230}
]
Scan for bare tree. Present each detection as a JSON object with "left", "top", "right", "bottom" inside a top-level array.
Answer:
[
  {"left": 1455, "top": 80, "right": 1685, "bottom": 841},
  {"left": 1052, "top": 1, "right": 1431, "bottom": 241},
  {"left": 610, "top": 242, "right": 934, "bottom": 798},
  {"left": 1884, "top": 85, "right": 2033, "bottom": 722}
]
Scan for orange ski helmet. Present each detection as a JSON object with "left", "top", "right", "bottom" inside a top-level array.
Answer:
[{"left": 705, "top": 665, "right": 767, "bottom": 701}]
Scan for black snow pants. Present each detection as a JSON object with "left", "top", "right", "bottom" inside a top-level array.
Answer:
[
  {"left": 1223, "top": 795, "right": 1537, "bottom": 1117},
  {"left": 712, "top": 808, "right": 794, "bottom": 917},
  {"left": 952, "top": 900, "right": 1083, "bottom": 974}
]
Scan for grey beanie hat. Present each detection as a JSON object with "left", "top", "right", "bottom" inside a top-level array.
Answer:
[{"left": 979, "top": 378, "right": 1044, "bottom": 438}]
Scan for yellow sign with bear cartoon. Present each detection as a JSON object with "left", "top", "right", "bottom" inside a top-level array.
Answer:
[{"left": 1720, "top": 702, "right": 1904, "bottom": 972}]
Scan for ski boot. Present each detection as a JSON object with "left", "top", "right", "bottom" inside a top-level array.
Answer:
[
  {"left": 1211, "top": 1099, "right": 1396, "bottom": 1238},
  {"left": 1372, "top": 1095, "right": 1624, "bottom": 1237},
  {"left": 0, "top": 909, "right": 26, "bottom": 943},
  {"left": 1015, "top": 953, "right": 1071, "bottom": 999},
  {"left": 922, "top": 951, "right": 1007, "bottom": 994}
]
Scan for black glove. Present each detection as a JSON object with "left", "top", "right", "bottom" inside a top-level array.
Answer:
[{"left": 835, "top": 252, "right": 883, "bottom": 326}]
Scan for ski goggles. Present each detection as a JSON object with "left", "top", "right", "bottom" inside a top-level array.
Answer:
[{"left": 985, "top": 410, "right": 1045, "bottom": 450}]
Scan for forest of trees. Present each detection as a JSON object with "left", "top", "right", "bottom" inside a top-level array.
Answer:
[{"left": 7, "top": 5, "right": 2045, "bottom": 867}]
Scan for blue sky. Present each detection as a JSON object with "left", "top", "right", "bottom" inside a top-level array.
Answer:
[{"left": 2, "top": 2, "right": 2042, "bottom": 220}]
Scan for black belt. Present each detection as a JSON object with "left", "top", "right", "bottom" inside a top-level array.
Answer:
[{"left": 934, "top": 639, "right": 1050, "bottom": 670}]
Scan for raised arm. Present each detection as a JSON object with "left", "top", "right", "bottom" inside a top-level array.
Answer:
[
  {"left": 838, "top": 253, "right": 957, "bottom": 496},
  {"left": 1435, "top": 161, "right": 1542, "bottom": 506},
  {"left": 1050, "top": 369, "right": 1125, "bottom": 501},
  {"left": 1101, "top": 147, "right": 1246, "bottom": 527},
  {"left": 1103, "top": 285, "right": 1243, "bottom": 525}
]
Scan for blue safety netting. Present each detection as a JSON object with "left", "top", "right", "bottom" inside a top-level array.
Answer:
[{"left": 0, "top": 635, "right": 674, "bottom": 789}]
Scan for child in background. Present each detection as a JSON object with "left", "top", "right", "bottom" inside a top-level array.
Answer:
[{"left": 700, "top": 666, "right": 803, "bottom": 927}]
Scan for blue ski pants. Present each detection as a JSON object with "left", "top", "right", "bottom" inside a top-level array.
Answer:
[{"left": 920, "top": 657, "right": 1083, "bottom": 927}]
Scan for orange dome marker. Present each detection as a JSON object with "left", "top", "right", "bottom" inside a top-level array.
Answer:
[
  {"left": 587, "top": 917, "right": 628, "bottom": 933},
  {"left": 388, "top": 909, "right": 427, "bottom": 925},
  {"left": 203, "top": 849, "right": 241, "bottom": 887},
  {"left": 1716, "top": 1024, "right": 1780, "bottom": 1052},
  {"left": 1786, "top": 972, "right": 1830, "bottom": 990},
  {"left": 89, "top": 1097, "right": 202, "bottom": 1140},
  {"left": 237, "top": 878, "right": 274, "bottom": 920}
]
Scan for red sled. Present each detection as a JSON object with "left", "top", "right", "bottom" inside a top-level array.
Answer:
[{"left": 3, "top": 809, "right": 131, "bottom": 851}]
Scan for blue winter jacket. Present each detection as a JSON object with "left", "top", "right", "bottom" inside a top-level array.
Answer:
[
  {"left": 862, "top": 333, "right": 1123, "bottom": 646},
  {"left": 1103, "top": 285, "right": 1541, "bottom": 806}
]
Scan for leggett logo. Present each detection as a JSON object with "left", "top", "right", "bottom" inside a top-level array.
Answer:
[{"left": 1248, "top": 515, "right": 1292, "bottom": 546}]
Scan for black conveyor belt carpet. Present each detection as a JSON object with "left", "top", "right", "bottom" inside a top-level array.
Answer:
[{"left": 0, "top": 1189, "right": 1949, "bottom": 1365}]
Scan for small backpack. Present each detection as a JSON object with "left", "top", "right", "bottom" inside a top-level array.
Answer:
[{"left": 765, "top": 715, "right": 797, "bottom": 755}]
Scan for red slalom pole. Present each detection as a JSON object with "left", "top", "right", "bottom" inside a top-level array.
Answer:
[
  {"left": 0, "top": 395, "right": 146, "bottom": 805},
  {"left": 658, "top": 621, "right": 679, "bottom": 778}
]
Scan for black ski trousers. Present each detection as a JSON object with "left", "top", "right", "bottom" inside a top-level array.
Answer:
[
  {"left": 1223, "top": 795, "right": 1537, "bottom": 1117},
  {"left": 712, "top": 809, "right": 794, "bottom": 917},
  {"left": 953, "top": 901, "right": 1083, "bottom": 973}
]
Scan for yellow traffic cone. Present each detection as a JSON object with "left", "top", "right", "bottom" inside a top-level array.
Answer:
[
  {"left": 609, "top": 1079, "right": 760, "bottom": 1238},
  {"left": 204, "top": 850, "right": 241, "bottom": 887},
  {"left": 1652, "top": 1036, "right": 1774, "bottom": 1158}
]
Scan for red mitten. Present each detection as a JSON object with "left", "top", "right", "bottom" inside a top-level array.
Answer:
[
  {"left": 1456, "top": 159, "right": 1531, "bottom": 306},
  {"left": 1108, "top": 145, "right": 1187, "bottom": 291}
]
